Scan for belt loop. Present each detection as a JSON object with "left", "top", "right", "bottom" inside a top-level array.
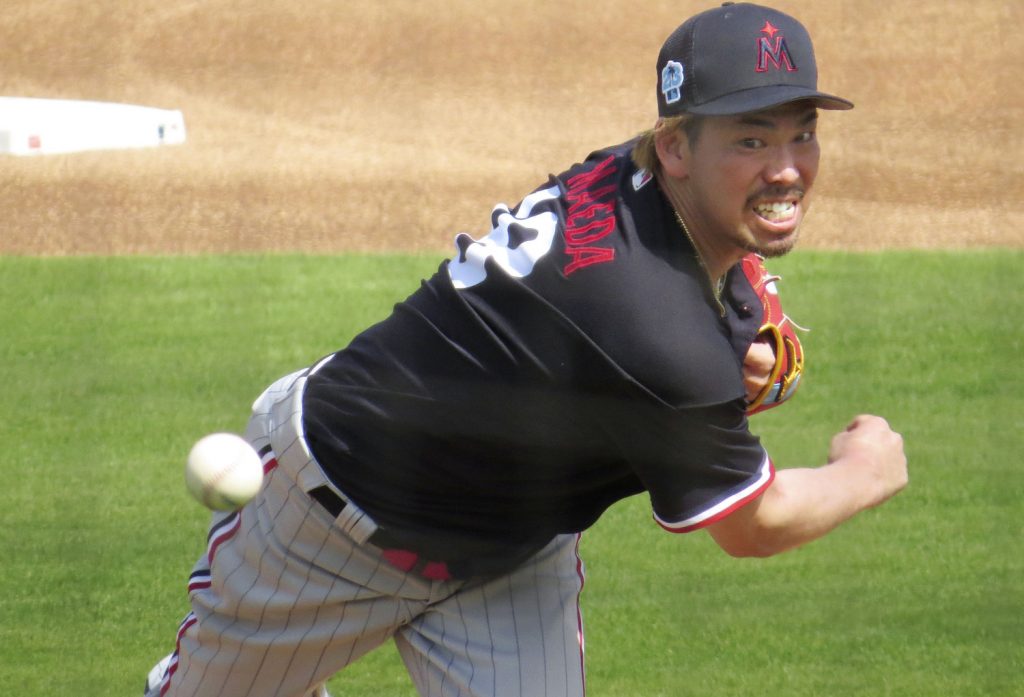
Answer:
[{"left": 333, "top": 501, "right": 377, "bottom": 545}]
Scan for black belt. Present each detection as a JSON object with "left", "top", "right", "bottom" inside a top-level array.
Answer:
[
  {"left": 308, "top": 486, "right": 455, "bottom": 581},
  {"left": 308, "top": 485, "right": 348, "bottom": 517},
  {"left": 309, "top": 486, "right": 547, "bottom": 581}
]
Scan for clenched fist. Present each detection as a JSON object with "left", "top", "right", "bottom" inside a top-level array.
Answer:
[{"left": 828, "top": 415, "right": 908, "bottom": 507}]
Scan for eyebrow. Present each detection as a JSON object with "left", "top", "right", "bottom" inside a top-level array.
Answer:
[{"left": 735, "top": 110, "right": 819, "bottom": 129}]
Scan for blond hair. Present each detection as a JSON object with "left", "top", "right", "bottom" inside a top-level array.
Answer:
[{"left": 630, "top": 115, "right": 704, "bottom": 173}]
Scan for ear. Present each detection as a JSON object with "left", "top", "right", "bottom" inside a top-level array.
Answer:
[{"left": 654, "top": 124, "right": 691, "bottom": 179}]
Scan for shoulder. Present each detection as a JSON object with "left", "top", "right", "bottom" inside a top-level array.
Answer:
[
  {"left": 553, "top": 140, "right": 657, "bottom": 220},
  {"left": 446, "top": 141, "right": 650, "bottom": 289}
]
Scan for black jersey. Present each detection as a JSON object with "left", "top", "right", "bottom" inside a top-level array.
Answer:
[{"left": 303, "top": 141, "right": 773, "bottom": 563}]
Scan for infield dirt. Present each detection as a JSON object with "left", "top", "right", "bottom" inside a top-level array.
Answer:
[{"left": 1, "top": 0, "right": 1021, "bottom": 255}]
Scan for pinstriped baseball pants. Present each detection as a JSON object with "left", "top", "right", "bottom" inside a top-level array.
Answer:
[{"left": 155, "top": 369, "right": 587, "bottom": 697}]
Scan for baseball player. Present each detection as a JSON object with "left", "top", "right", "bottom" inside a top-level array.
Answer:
[{"left": 144, "top": 4, "right": 908, "bottom": 696}]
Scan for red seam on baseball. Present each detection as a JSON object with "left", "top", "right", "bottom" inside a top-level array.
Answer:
[{"left": 202, "top": 460, "right": 238, "bottom": 505}]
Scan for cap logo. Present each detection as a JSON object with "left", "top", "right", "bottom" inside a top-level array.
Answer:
[
  {"left": 661, "top": 60, "right": 684, "bottom": 105},
  {"left": 755, "top": 20, "right": 797, "bottom": 73}
]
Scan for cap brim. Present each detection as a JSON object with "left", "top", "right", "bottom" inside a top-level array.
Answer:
[{"left": 686, "top": 85, "right": 854, "bottom": 116}]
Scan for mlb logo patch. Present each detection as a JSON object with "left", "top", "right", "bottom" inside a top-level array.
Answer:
[
  {"left": 632, "top": 168, "right": 653, "bottom": 191},
  {"left": 661, "top": 60, "right": 684, "bottom": 105}
]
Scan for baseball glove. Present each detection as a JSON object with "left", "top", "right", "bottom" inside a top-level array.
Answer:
[{"left": 741, "top": 254, "right": 805, "bottom": 415}]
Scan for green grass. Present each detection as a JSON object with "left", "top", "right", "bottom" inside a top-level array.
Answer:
[{"left": 0, "top": 251, "right": 1020, "bottom": 696}]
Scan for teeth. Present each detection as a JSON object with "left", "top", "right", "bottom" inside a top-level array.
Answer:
[{"left": 754, "top": 201, "right": 796, "bottom": 221}]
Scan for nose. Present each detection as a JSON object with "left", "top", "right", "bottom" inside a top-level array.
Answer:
[{"left": 762, "top": 144, "right": 802, "bottom": 186}]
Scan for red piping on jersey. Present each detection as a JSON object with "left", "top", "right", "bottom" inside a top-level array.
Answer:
[{"left": 655, "top": 454, "right": 776, "bottom": 533}]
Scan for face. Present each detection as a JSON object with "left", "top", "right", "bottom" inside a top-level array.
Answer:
[{"left": 675, "top": 102, "right": 821, "bottom": 260}]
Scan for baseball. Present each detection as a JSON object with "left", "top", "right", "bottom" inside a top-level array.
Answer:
[{"left": 185, "top": 433, "right": 265, "bottom": 511}]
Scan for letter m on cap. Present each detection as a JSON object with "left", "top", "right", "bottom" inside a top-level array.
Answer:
[{"left": 756, "top": 36, "right": 797, "bottom": 73}]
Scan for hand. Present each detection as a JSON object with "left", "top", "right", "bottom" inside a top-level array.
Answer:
[
  {"left": 828, "top": 415, "right": 908, "bottom": 507},
  {"left": 743, "top": 338, "right": 776, "bottom": 404}
]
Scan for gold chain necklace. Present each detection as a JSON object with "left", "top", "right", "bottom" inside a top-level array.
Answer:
[{"left": 674, "top": 211, "right": 726, "bottom": 315}]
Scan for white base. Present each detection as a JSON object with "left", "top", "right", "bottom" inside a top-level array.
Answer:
[{"left": 0, "top": 97, "right": 186, "bottom": 156}]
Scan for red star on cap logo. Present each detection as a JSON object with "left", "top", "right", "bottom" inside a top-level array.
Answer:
[{"left": 760, "top": 20, "right": 779, "bottom": 38}]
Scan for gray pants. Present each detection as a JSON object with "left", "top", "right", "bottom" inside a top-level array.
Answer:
[{"left": 153, "top": 369, "right": 587, "bottom": 697}]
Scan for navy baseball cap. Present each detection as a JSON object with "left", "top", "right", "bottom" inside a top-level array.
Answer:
[{"left": 657, "top": 2, "right": 853, "bottom": 116}]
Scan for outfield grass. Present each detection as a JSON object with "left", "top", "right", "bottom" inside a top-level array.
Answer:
[{"left": 1, "top": 251, "right": 1020, "bottom": 696}]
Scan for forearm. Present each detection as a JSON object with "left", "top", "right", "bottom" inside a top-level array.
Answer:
[
  {"left": 734, "top": 460, "right": 886, "bottom": 556},
  {"left": 707, "top": 419, "right": 907, "bottom": 558}
]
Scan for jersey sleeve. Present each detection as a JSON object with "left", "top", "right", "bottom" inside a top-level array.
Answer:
[{"left": 606, "top": 399, "right": 774, "bottom": 533}]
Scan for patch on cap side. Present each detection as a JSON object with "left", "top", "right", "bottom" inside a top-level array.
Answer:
[{"left": 661, "top": 60, "right": 684, "bottom": 105}]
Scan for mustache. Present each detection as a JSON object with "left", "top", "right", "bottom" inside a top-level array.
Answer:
[{"left": 748, "top": 186, "right": 805, "bottom": 203}]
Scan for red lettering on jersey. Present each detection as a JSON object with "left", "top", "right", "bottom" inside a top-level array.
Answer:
[
  {"left": 565, "top": 203, "right": 615, "bottom": 245},
  {"left": 563, "top": 155, "right": 618, "bottom": 276},
  {"left": 566, "top": 185, "right": 617, "bottom": 216},
  {"left": 566, "top": 155, "right": 617, "bottom": 191},
  {"left": 564, "top": 246, "right": 616, "bottom": 275}
]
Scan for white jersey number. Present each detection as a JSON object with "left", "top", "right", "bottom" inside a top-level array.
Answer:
[{"left": 447, "top": 185, "right": 561, "bottom": 290}]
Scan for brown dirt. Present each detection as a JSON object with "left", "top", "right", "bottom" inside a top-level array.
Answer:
[{"left": 2, "top": 0, "right": 1021, "bottom": 255}]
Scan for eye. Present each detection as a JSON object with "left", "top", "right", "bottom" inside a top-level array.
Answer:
[
  {"left": 739, "top": 137, "right": 765, "bottom": 149},
  {"left": 795, "top": 130, "right": 816, "bottom": 144}
]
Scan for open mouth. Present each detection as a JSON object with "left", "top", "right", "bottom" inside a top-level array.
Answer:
[{"left": 753, "top": 200, "right": 798, "bottom": 223}]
